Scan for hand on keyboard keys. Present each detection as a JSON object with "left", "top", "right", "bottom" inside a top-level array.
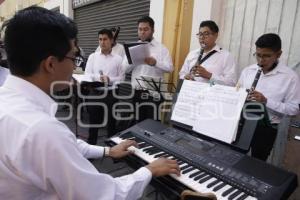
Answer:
[
  {"left": 109, "top": 140, "right": 137, "bottom": 159},
  {"left": 146, "top": 158, "right": 181, "bottom": 177}
]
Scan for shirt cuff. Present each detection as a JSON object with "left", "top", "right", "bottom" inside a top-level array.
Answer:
[
  {"left": 266, "top": 99, "right": 275, "bottom": 111},
  {"left": 209, "top": 76, "right": 216, "bottom": 85},
  {"left": 88, "top": 145, "right": 105, "bottom": 159},
  {"left": 132, "top": 167, "right": 152, "bottom": 184}
]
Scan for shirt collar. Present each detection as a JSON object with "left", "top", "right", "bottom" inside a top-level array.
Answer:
[
  {"left": 249, "top": 62, "right": 288, "bottom": 76},
  {"left": 197, "top": 44, "right": 221, "bottom": 54},
  {"left": 3, "top": 75, "right": 58, "bottom": 116},
  {"left": 149, "top": 38, "right": 158, "bottom": 46},
  {"left": 99, "top": 50, "right": 113, "bottom": 56},
  {"left": 138, "top": 38, "right": 157, "bottom": 46}
]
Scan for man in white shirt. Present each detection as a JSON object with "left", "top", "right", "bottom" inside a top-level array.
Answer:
[
  {"left": 238, "top": 33, "right": 300, "bottom": 161},
  {"left": 122, "top": 16, "right": 173, "bottom": 124},
  {"left": 85, "top": 28, "right": 124, "bottom": 144},
  {"left": 0, "top": 6, "right": 180, "bottom": 200},
  {"left": 179, "top": 20, "right": 237, "bottom": 86},
  {"left": 123, "top": 16, "right": 173, "bottom": 88},
  {"left": 95, "top": 27, "right": 125, "bottom": 58},
  {"left": 85, "top": 28, "right": 124, "bottom": 84}
]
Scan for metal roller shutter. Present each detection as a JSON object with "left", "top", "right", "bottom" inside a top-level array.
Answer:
[{"left": 74, "top": 0, "right": 150, "bottom": 58}]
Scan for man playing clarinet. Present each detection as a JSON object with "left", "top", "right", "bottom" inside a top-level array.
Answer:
[
  {"left": 179, "top": 20, "right": 237, "bottom": 86},
  {"left": 238, "top": 33, "right": 300, "bottom": 161}
]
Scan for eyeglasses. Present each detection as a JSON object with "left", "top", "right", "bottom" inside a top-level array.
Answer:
[
  {"left": 196, "top": 31, "right": 213, "bottom": 38},
  {"left": 253, "top": 52, "right": 275, "bottom": 60},
  {"left": 65, "top": 56, "right": 84, "bottom": 67}
]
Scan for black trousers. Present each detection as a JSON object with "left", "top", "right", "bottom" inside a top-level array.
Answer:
[
  {"left": 86, "top": 89, "right": 117, "bottom": 145},
  {"left": 250, "top": 124, "right": 277, "bottom": 161}
]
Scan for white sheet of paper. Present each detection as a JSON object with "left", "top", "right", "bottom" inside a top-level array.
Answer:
[
  {"left": 171, "top": 80, "right": 208, "bottom": 126},
  {"left": 129, "top": 44, "right": 150, "bottom": 65},
  {"left": 171, "top": 80, "right": 247, "bottom": 144},
  {"left": 192, "top": 84, "right": 248, "bottom": 143}
]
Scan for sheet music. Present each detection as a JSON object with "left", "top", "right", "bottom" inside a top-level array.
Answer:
[
  {"left": 129, "top": 44, "right": 150, "bottom": 65},
  {"left": 172, "top": 80, "right": 248, "bottom": 144},
  {"left": 171, "top": 80, "right": 208, "bottom": 126}
]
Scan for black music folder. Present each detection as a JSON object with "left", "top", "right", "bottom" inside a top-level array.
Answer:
[{"left": 123, "top": 42, "right": 148, "bottom": 65}]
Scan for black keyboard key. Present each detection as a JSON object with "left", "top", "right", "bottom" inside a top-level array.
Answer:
[
  {"left": 181, "top": 164, "right": 191, "bottom": 170},
  {"left": 160, "top": 153, "right": 170, "bottom": 157},
  {"left": 132, "top": 137, "right": 143, "bottom": 143},
  {"left": 213, "top": 182, "right": 226, "bottom": 192},
  {"left": 189, "top": 170, "right": 202, "bottom": 178},
  {"left": 147, "top": 149, "right": 162, "bottom": 155},
  {"left": 207, "top": 179, "right": 221, "bottom": 188},
  {"left": 182, "top": 167, "right": 195, "bottom": 174},
  {"left": 120, "top": 133, "right": 133, "bottom": 139},
  {"left": 228, "top": 190, "right": 242, "bottom": 200},
  {"left": 177, "top": 160, "right": 184, "bottom": 165},
  {"left": 194, "top": 173, "right": 207, "bottom": 181},
  {"left": 222, "top": 187, "right": 235, "bottom": 197},
  {"left": 236, "top": 193, "right": 249, "bottom": 200},
  {"left": 138, "top": 143, "right": 150, "bottom": 148},
  {"left": 154, "top": 152, "right": 166, "bottom": 158},
  {"left": 144, "top": 147, "right": 157, "bottom": 153},
  {"left": 199, "top": 175, "right": 212, "bottom": 183}
]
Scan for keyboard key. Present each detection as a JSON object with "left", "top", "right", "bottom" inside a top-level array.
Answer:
[
  {"left": 194, "top": 172, "right": 207, "bottom": 181},
  {"left": 228, "top": 190, "right": 242, "bottom": 200},
  {"left": 189, "top": 170, "right": 202, "bottom": 178},
  {"left": 182, "top": 166, "right": 195, "bottom": 174},
  {"left": 222, "top": 187, "right": 235, "bottom": 197},
  {"left": 207, "top": 179, "right": 221, "bottom": 188},
  {"left": 236, "top": 193, "right": 249, "bottom": 200},
  {"left": 199, "top": 175, "right": 212, "bottom": 183},
  {"left": 213, "top": 182, "right": 226, "bottom": 192}
]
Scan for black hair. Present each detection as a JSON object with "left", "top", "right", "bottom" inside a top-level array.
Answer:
[
  {"left": 255, "top": 33, "right": 281, "bottom": 52},
  {"left": 199, "top": 20, "right": 219, "bottom": 33},
  {"left": 137, "top": 16, "right": 155, "bottom": 29},
  {"left": 98, "top": 29, "right": 113, "bottom": 39},
  {"left": 4, "top": 6, "right": 77, "bottom": 76}
]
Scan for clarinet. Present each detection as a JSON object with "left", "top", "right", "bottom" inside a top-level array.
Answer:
[
  {"left": 190, "top": 44, "right": 206, "bottom": 77},
  {"left": 246, "top": 65, "right": 262, "bottom": 102},
  {"left": 249, "top": 65, "right": 262, "bottom": 92}
]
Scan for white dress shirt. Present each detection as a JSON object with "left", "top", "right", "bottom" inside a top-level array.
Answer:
[
  {"left": 96, "top": 43, "right": 125, "bottom": 58},
  {"left": 0, "top": 75, "right": 152, "bottom": 200},
  {"left": 85, "top": 51, "right": 124, "bottom": 84},
  {"left": 238, "top": 62, "right": 300, "bottom": 123},
  {"left": 179, "top": 45, "right": 237, "bottom": 86},
  {"left": 0, "top": 66, "right": 9, "bottom": 86},
  {"left": 123, "top": 39, "right": 173, "bottom": 88}
]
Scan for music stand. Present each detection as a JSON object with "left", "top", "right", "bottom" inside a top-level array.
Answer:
[
  {"left": 135, "top": 76, "right": 175, "bottom": 122},
  {"left": 136, "top": 75, "right": 176, "bottom": 101}
]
